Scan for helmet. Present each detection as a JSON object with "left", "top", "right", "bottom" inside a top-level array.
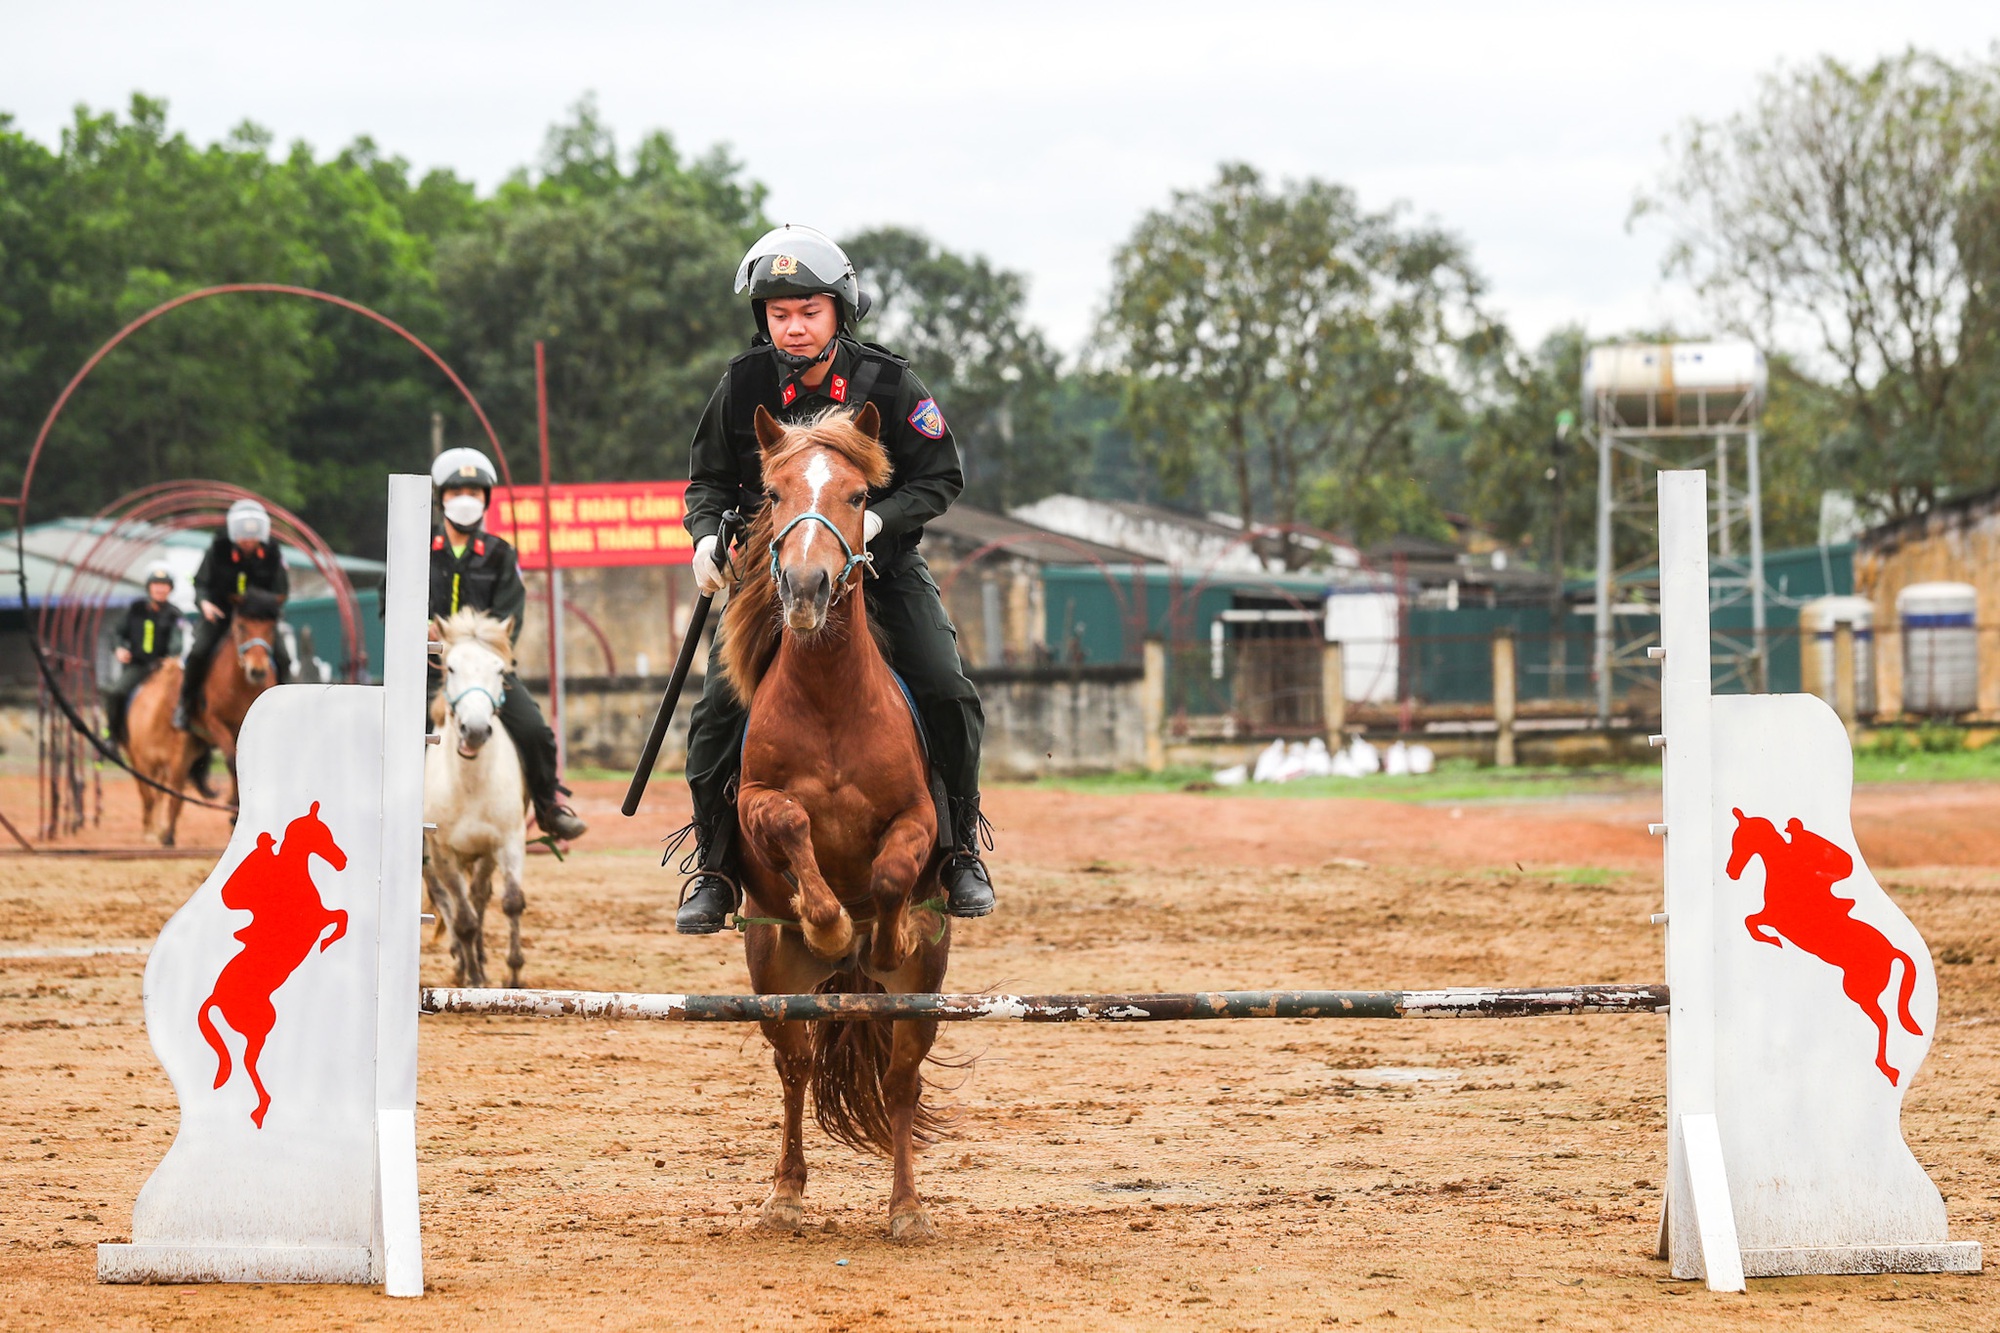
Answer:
[
  {"left": 432, "top": 447, "right": 498, "bottom": 494},
  {"left": 143, "top": 563, "right": 174, "bottom": 588},
  {"left": 735, "top": 224, "right": 868, "bottom": 330},
  {"left": 226, "top": 499, "right": 271, "bottom": 544}
]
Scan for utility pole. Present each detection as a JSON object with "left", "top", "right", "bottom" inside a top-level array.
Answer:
[
  {"left": 430, "top": 411, "right": 443, "bottom": 459},
  {"left": 1548, "top": 409, "right": 1573, "bottom": 700}
]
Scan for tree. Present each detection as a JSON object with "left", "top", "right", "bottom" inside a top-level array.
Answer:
[
  {"left": 0, "top": 98, "right": 482, "bottom": 553},
  {"left": 435, "top": 99, "right": 767, "bottom": 485},
  {"left": 1098, "top": 163, "right": 1489, "bottom": 557},
  {"left": 1639, "top": 51, "right": 2000, "bottom": 517},
  {"left": 843, "top": 226, "right": 1073, "bottom": 510}
]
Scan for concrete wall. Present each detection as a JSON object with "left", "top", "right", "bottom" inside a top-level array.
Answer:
[
  {"left": 970, "top": 665, "right": 1147, "bottom": 777},
  {"left": 527, "top": 664, "right": 1149, "bottom": 779},
  {"left": 1855, "top": 493, "right": 2000, "bottom": 720}
]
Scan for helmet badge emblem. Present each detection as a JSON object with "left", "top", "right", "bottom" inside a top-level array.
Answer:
[{"left": 770, "top": 254, "right": 799, "bottom": 276}]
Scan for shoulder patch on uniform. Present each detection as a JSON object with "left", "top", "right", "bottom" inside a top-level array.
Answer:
[{"left": 908, "top": 398, "right": 945, "bottom": 440}]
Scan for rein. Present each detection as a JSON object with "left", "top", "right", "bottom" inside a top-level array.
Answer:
[{"left": 767, "top": 510, "right": 872, "bottom": 600}]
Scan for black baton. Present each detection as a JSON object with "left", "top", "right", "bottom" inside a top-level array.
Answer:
[{"left": 622, "top": 509, "right": 743, "bottom": 817}]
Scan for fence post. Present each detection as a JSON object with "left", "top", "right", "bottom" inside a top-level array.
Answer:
[
  {"left": 1322, "top": 641, "right": 1346, "bottom": 750},
  {"left": 1833, "top": 620, "right": 1858, "bottom": 741},
  {"left": 1492, "top": 628, "right": 1517, "bottom": 768},
  {"left": 1142, "top": 639, "right": 1166, "bottom": 773}
]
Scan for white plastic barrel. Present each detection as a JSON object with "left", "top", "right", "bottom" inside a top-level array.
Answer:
[
  {"left": 1897, "top": 582, "right": 1978, "bottom": 715},
  {"left": 1798, "top": 595, "right": 1874, "bottom": 715}
]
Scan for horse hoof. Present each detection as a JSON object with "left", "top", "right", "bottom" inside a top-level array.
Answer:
[
  {"left": 889, "top": 1207, "right": 935, "bottom": 1242},
  {"left": 802, "top": 911, "right": 855, "bottom": 960},
  {"left": 760, "top": 1196, "right": 805, "bottom": 1232}
]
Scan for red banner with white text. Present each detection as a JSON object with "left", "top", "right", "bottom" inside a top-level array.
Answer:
[{"left": 487, "top": 481, "right": 694, "bottom": 570}]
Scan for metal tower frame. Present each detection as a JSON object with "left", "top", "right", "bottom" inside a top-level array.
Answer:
[{"left": 1590, "top": 376, "right": 1766, "bottom": 723}]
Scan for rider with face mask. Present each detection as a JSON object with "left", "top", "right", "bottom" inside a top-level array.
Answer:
[
  {"left": 428, "top": 448, "right": 588, "bottom": 843},
  {"left": 670, "top": 223, "right": 996, "bottom": 934},
  {"left": 175, "top": 499, "right": 291, "bottom": 732}
]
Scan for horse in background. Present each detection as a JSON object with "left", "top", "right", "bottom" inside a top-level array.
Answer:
[
  {"left": 124, "top": 588, "right": 284, "bottom": 845},
  {"left": 424, "top": 609, "right": 529, "bottom": 987},
  {"left": 1727, "top": 808, "right": 1923, "bottom": 1085},
  {"left": 724, "top": 401, "right": 950, "bottom": 1242}
]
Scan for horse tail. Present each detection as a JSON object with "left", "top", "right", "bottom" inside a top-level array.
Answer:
[
  {"left": 1894, "top": 948, "right": 1923, "bottom": 1036},
  {"left": 808, "top": 969, "right": 947, "bottom": 1156},
  {"left": 197, "top": 995, "right": 232, "bottom": 1089}
]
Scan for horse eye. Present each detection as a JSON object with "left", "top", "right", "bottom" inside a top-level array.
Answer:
[
  {"left": 848, "top": 494, "right": 865, "bottom": 508},
  {"left": 764, "top": 488, "right": 780, "bottom": 503}
]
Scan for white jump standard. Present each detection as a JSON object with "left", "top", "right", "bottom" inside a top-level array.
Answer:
[{"left": 99, "top": 470, "right": 1979, "bottom": 1297}]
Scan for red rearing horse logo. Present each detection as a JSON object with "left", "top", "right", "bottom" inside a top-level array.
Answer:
[
  {"left": 195, "top": 802, "right": 350, "bottom": 1126},
  {"left": 1726, "top": 809, "right": 1922, "bottom": 1086}
]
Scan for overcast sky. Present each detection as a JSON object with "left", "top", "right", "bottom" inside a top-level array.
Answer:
[{"left": 7, "top": 3, "right": 1997, "bottom": 356}]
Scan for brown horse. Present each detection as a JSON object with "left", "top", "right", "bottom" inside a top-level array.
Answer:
[
  {"left": 124, "top": 589, "right": 283, "bottom": 845},
  {"left": 721, "top": 401, "right": 950, "bottom": 1241}
]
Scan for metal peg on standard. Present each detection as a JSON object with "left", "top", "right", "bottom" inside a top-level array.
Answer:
[
  {"left": 420, "top": 913, "right": 436, "bottom": 926},
  {"left": 1646, "top": 647, "right": 1667, "bottom": 661},
  {"left": 1649, "top": 912, "right": 1669, "bottom": 926},
  {"left": 425, "top": 734, "right": 441, "bottom": 746},
  {"left": 1648, "top": 822, "right": 1668, "bottom": 836},
  {"left": 1648, "top": 734, "right": 1666, "bottom": 748}
]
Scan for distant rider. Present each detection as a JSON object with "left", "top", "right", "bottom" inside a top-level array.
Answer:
[
  {"left": 428, "top": 448, "right": 588, "bottom": 843},
  {"left": 103, "top": 564, "right": 184, "bottom": 748},
  {"left": 671, "top": 223, "right": 996, "bottom": 933},
  {"left": 175, "top": 499, "right": 290, "bottom": 732}
]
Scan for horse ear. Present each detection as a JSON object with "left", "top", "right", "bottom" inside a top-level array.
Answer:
[
  {"left": 753, "top": 404, "right": 786, "bottom": 455},
  {"left": 309, "top": 800, "right": 320, "bottom": 816},
  {"left": 501, "top": 616, "right": 517, "bottom": 643},
  {"left": 1732, "top": 807, "right": 1746, "bottom": 823},
  {"left": 852, "top": 401, "right": 881, "bottom": 441}
]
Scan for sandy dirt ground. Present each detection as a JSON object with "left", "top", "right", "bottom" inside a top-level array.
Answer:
[{"left": 3, "top": 772, "right": 1998, "bottom": 1331}]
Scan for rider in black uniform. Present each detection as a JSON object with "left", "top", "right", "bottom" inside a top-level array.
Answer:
[
  {"left": 103, "top": 563, "right": 184, "bottom": 748},
  {"left": 428, "top": 448, "right": 588, "bottom": 843},
  {"left": 174, "top": 498, "right": 291, "bottom": 732},
  {"left": 672, "top": 223, "right": 996, "bottom": 933}
]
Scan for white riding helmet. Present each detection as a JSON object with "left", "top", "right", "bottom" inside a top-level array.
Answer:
[
  {"left": 226, "top": 499, "right": 271, "bottom": 544},
  {"left": 432, "top": 447, "right": 499, "bottom": 494}
]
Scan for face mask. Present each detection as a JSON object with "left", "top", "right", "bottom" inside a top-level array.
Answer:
[{"left": 443, "top": 495, "right": 486, "bottom": 529}]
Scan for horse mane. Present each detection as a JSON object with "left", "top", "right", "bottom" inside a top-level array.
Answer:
[
  {"left": 237, "top": 588, "right": 283, "bottom": 621},
  {"left": 718, "top": 408, "right": 892, "bottom": 706},
  {"left": 430, "top": 609, "right": 516, "bottom": 727}
]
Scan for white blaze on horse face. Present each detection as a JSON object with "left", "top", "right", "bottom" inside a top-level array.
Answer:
[{"left": 798, "top": 451, "right": 834, "bottom": 557}]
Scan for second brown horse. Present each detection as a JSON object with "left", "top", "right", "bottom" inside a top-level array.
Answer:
[
  {"left": 124, "top": 588, "right": 284, "bottom": 844},
  {"left": 720, "top": 402, "right": 951, "bottom": 1241}
]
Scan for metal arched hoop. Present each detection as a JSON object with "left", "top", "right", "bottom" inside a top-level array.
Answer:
[{"left": 12, "top": 283, "right": 513, "bottom": 831}]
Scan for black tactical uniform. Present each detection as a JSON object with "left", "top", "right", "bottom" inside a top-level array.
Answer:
[
  {"left": 426, "top": 524, "right": 569, "bottom": 829},
  {"left": 178, "top": 532, "right": 291, "bottom": 723},
  {"left": 103, "top": 595, "right": 183, "bottom": 745},
  {"left": 676, "top": 334, "right": 992, "bottom": 917}
]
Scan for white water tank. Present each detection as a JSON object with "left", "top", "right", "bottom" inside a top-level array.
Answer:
[
  {"left": 1582, "top": 340, "right": 1767, "bottom": 424},
  {"left": 1897, "top": 582, "right": 1978, "bottom": 716},
  {"left": 1798, "top": 595, "right": 1874, "bottom": 715}
]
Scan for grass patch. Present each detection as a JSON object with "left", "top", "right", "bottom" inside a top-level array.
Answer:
[
  {"left": 1012, "top": 758, "right": 1656, "bottom": 804},
  {"left": 1852, "top": 745, "right": 2000, "bottom": 785}
]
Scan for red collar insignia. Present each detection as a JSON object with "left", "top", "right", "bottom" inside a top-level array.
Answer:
[
  {"left": 829, "top": 374, "right": 848, "bottom": 404},
  {"left": 780, "top": 381, "right": 798, "bottom": 407},
  {"left": 431, "top": 535, "right": 445, "bottom": 551},
  {"left": 473, "top": 537, "right": 486, "bottom": 557}
]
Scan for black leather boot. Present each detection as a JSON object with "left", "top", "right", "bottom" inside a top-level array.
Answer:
[
  {"left": 668, "top": 820, "right": 740, "bottom": 935},
  {"left": 942, "top": 796, "right": 996, "bottom": 918}
]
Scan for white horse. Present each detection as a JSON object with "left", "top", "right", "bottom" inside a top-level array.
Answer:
[{"left": 424, "top": 610, "right": 529, "bottom": 987}]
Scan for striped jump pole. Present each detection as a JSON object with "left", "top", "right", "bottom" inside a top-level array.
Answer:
[{"left": 419, "top": 984, "right": 1670, "bottom": 1025}]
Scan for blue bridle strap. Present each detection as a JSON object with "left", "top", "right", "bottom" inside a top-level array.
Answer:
[
  {"left": 446, "top": 682, "right": 505, "bottom": 713},
  {"left": 767, "top": 511, "right": 872, "bottom": 594}
]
